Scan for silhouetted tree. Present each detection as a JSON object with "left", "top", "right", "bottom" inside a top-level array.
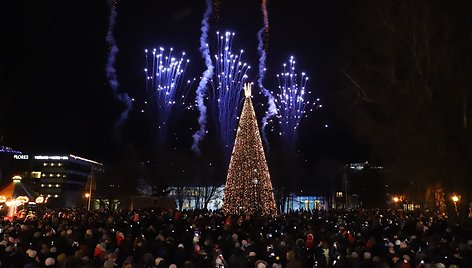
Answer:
[{"left": 338, "top": 0, "right": 472, "bottom": 223}]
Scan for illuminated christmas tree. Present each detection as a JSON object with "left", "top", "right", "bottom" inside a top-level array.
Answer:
[{"left": 222, "top": 83, "right": 277, "bottom": 215}]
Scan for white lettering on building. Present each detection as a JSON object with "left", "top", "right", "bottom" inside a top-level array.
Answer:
[{"left": 34, "top": 155, "right": 69, "bottom": 160}]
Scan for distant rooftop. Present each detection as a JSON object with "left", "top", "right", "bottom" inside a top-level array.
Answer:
[{"left": 349, "top": 161, "right": 383, "bottom": 171}]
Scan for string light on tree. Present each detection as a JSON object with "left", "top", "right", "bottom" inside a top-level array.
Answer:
[{"left": 222, "top": 83, "right": 277, "bottom": 215}]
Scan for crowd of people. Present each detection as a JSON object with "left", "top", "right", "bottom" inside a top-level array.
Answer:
[{"left": 1, "top": 207, "right": 472, "bottom": 268}]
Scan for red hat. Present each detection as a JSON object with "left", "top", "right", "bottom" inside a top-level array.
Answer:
[
  {"left": 225, "top": 215, "right": 232, "bottom": 225},
  {"left": 305, "top": 234, "right": 314, "bottom": 249}
]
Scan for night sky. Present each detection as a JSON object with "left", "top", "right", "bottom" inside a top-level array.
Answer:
[{"left": 1, "top": 0, "right": 368, "bottom": 184}]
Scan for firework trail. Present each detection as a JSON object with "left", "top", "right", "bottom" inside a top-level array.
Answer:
[
  {"left": 260, "top": 0, "right": 269, "bottom": 40},
  {"left": 106, "top": 0, "right": 132, "bottom": 141},
  {"left": 144, "top": 47, "right": 191, "bottom": 146},
  {"left": 257, "top": 0, "right": 277, "bottom": 149},
  {"left": 274, "top": 56, "right": 319, "bottom": 148},
  {"left": 192, "top": 0, "right": 214, "bottom": 155},
  {"left": 209, "top": 31, "right": 250, "bottom": 158}
]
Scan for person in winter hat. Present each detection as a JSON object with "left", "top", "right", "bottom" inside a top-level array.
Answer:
[{"left": 255, "top": 259, "right": 269, "bottom": 268}]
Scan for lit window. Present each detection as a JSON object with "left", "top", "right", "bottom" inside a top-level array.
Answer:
[
  {"left": 48, "top": 184, "right": 52, "bottom": 187},
  {"left": 49, "top": 174, "right": 53, "bottom": 177},
  {"left": 40, "top": 184, "right": 45, "bottom": 187},
  {"left": 62, "top": 175, "right": 66, "bottom": 178},
  {"left": 56, "top": 174, "right": 60, "bottom": 177},
  {"left": 58, "top": 163, "right": 62, "bottom": 166},
  {"left": 336, "top": 192, "right": 343, "bottom": 198},
  {"left": 43, "top": 163, "right": 47, "bottom": 166},
  {"left": 55, "top": 184, "right": 59, "bottom": 187},
  {"left": 51, "top": 163, "right": 55, "bottom": 166}
]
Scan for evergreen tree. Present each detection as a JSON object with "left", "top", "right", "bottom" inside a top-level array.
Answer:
[{"left": 222, "top": 84, "right": 277, "bottom": 215}]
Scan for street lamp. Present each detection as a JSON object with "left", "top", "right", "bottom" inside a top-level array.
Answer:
[
  {"left": 85, "top": 170, "right": 95, "bottom": 212},
  {"left": 253, "top": 178, "right": 259, "bottom": 214},
  {"left": 392, "top": 196, "right": 400, "bottom": 209},
  {"left": 85, "top": 193, "right": 91, "bottom": 210},
  {"left": 452, "top": 194, "right": 460, "bottom": 203},
  {"left": 452, "top": 194, "right": 460, "bottom": 215}
]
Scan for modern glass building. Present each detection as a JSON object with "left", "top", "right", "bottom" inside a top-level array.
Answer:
[{"left": 285, "top": 194, "right": 328, "bottom": 211}]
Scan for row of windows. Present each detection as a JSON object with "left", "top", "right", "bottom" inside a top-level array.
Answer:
[
  {"left": 43, "top": 162, "right": 63, "bottom": 167},
  {"left": 40, "top": 183, "right": 60, "bottom": 188},
  {"left": 39, "top": 194, "right": 60, "bottom": 198},
  {"left": 41, "top": 173, "right": 67, "bottom": 178}
]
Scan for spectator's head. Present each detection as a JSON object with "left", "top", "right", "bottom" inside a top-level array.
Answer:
[
  {"left": 56, "top": 253, "right": 66, "bottom": 264},
  {"left": 86, "top": 229, "right": 93, "bottom": 236},
  {"left": 285, "top": 250, "right": 292, "bottom": 261},
  {"left": 122, "top": 261, "right": 132, "bottom": 268},
  {"left": 45, "top": 257, "right": 55, "bottom": 267},
  {"left": 255, "top": 260, "right": 268, "bottom": 268},
  {"left": 26, "top": 249, "right": 37, "bottom": 259},
  {"left": 143, "top": 253, "right": 154, "bottom": 266},
  {"left": 103, "top": 259, "right": 116, "bottom": 268},
  {"left": 155, "top": 257, "right": 165, "bottom": 266}
]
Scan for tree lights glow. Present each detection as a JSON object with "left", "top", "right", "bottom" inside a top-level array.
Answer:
[
  {"left": 209, "top": 31, "right": 250, "bottom": 158},
  {"left": 222, "top": 83, "right": 277, "bottom": 215}
]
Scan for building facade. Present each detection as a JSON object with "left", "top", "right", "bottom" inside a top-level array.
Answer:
[
  {"left": 4, "top": 153, "right": 104, "bottom": 207},
  {"left": 167, "top": 186, "right": 224, "bottom": 211}
]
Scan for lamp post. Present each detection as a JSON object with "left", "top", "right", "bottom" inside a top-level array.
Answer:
[
  {"left": 393, "top": 196, "right": 400, "bottom": 209},
  {"left": 85, "top": 193, "right": 90, "bottom": 211},
  {"left": 85, "top": 169, "right": 95, "bottom": 211},
  {"left": 253, "top": 178, "right": 259, "bottom": 214},
  {"left": 452, "top": 194, "right": 460, "bottom": 215}
]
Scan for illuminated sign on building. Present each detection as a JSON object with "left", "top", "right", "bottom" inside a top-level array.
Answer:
[
  {"left": 34, "top": 155, "right": 69, "bottom": 160},
  {"left": 13, "top": 154, "right": 29, "bottom": 160}
]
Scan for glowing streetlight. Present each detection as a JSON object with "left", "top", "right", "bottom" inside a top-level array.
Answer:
[
  {"left": 392, "top": 196, "right": 402, "bottom": 209},
  {"left": 85, "top": 170, "right": 95, "bottom": 211},
  {"left": 452, "top": 194, "right": 460, "bottom": 203},
  {"left": 84, "top": 193, "right": 91, "bottom": 210},
  {"left": 451, "top": 194, "right": 460, "bottom": 215}
]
